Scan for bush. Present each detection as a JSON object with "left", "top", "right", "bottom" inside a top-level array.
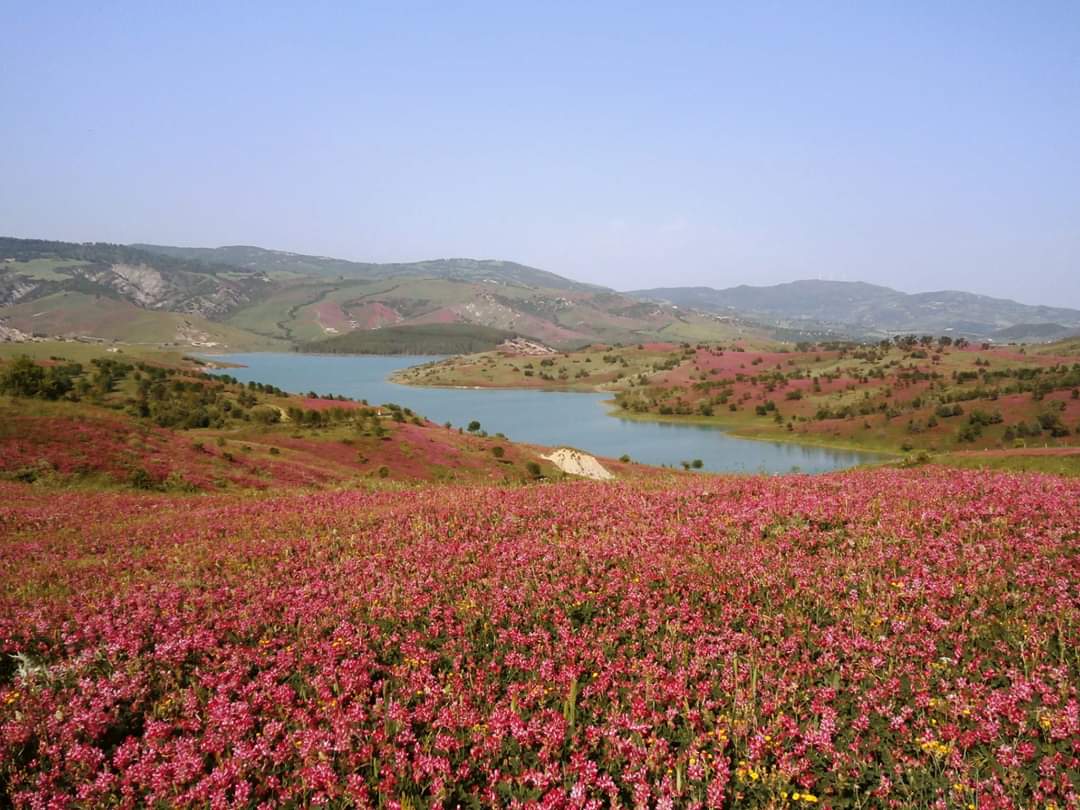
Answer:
[
  {"left": 250, "top": 406, "right": 280, "bottom": 425},
  {"left": 129, "top": 467, "right": 158, "bottom": 490},
  {"left": 377, "top": 465, "right": 390, "bottom": 479},
  {"left": 0, "top": 355, "right": 74, "bottom": 400}
]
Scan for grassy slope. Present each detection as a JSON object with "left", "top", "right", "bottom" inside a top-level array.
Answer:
[
  {"left": 394, "top": 343, "right": 694, "bottom": 391},
  {"left": 1034, "top": 335, "right": 1080, "bottom": 356},
  {"left": 2, "top": 291, "right": 285, "bottom": 350},
  {"left": 0, "top": 258, "right": 91, "bottom": 280},
  {"left": 300, "top": 323, "right": 521, "bottom": 355},
  {"left": 0, "top": 340, "right": 191, "bottom": 366},
  {"left": 224, "top": 281, "right": 357, "bottom": 343},
  {"left": 935, "top": 448, "right": 1080, "bottom": 476}
]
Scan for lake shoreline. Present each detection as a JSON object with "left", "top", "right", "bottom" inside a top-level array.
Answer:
[
  {"left": 393, "top": 364, "right": 899, "bottom": 459},
  {"left": 204, "top": 352, "right": 890, "bottom": 473}
]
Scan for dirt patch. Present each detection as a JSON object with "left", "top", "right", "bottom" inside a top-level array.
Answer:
[{"left": 540, "top": 448, "right": 614, "bottom": 480}]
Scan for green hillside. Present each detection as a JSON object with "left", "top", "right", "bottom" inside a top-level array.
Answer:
[
  {"left": 299, "top": 323, "right": 521, "bottom": 355},
  {"left": 134, "top": 244, "right": 602, "bottom": 292},
  {"left": 1, "top": 291, "right": 286, "bottom": 350}
]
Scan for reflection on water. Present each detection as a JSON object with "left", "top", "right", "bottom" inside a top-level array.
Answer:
[{"left": 208, "top": 353, "right": 889, "bottom": 474}]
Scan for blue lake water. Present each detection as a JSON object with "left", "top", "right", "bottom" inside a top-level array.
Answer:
[{"left": 207, "top": 353, "right": 888, "bottom": 474}]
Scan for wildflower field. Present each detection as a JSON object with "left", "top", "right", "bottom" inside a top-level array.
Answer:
[{"left": 2, "top": 468, "right": 1078, "bottom": 808}]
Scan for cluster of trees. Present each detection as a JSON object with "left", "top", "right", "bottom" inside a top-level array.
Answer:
[
  {"left": 0, "top": 354, "right": 285, "bottom": 430},
  {"left": 0, "top": 236, "right": 240, "bottom": 277},
  {"left": 0, "top": 356, "right": 81, "bottom": 400}
]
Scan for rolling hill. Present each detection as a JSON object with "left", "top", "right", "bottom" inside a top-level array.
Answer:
[
  {"left": 629, "top": 280, "right": 1080, "bottom": 340},
  {"left": 2, "top": 237, "right": 758, "bottom": 350},
  {"left": 133, "top": 244, "right": 603, "bottom": 292}
]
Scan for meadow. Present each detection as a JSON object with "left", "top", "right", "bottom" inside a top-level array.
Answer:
[{"left": 2, "top": 469, "right": 1078, "bottom": 808}]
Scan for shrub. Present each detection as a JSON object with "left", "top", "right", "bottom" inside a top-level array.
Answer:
[
  {"left": 128, "top": 467, "right": 158, "bottom": 490},
  {"left": 250, "top": 406, "right": 280, "bottom": 425}
]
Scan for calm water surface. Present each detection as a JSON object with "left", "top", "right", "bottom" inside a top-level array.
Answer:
[{"left": 209, "top": 353, "right": 888, "bottom": 474}]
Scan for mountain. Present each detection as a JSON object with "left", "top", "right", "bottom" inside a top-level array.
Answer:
[
  {"left": 0, "top": 237, "right": 270, "bottom": 319},
  {"left": 629, "top": 280, "right": 1080, "bottom": 340},
  {"left": 133, "top": 244, "right": 602, "bottom": 293},
  {"left": 2, "top": 237, "right": 755, "bottom": 350}
]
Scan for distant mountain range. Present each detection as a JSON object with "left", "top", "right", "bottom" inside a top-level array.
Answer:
[
  {"left": 629, "top": 280, "right": 1080, "bottom": 342},
  {"left": 0, "top": 237, "right": 754, "bottom": 349},
  {"left": 132, "top": 244, "right": 604, "bottom": 293},
  {"left": 3, "top": 236, "right": 1076, "bottom": 349}
]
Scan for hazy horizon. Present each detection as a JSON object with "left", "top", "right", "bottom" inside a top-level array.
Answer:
[{"left": 3, "top": 2, "right": 1078, "bottom": 307}]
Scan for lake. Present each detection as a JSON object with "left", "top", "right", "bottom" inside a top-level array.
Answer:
[{"left": 208, "top": 353, "right": 888, "bottom": 474}]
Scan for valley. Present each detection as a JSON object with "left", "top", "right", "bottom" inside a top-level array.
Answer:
[{"left": 7, "top": 5, "right": 1080, "bottom": 807}]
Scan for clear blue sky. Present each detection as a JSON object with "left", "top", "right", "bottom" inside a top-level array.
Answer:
[{"left": 2, "top": 2, "right": 1078, "bottom": 306}]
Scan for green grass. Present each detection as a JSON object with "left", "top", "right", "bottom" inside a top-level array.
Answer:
[
  {"left": 934, "top": 452, "right": 1080, "bottom": 476},
  {"left": 0, "top": 340, "right": 192, "bottom": 366},
  {"left": 1, "top": 258, "right": 90, "bottom": 280},
  {"left": 1035, "top": 336, "right": 1080, "bottom": 356}
]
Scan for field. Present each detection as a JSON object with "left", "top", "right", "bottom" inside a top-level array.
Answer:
[{"left": 2, "top": 468, "right": 1078, "bottom": 807}]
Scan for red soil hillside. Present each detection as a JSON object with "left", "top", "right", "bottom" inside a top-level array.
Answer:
[{"left": 0, "top": 397, "right": 587, "bottom": 490}]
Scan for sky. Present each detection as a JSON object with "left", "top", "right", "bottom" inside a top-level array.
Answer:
[{"left": 2, "top": 2, "right": 1079, "bottom": 306}]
